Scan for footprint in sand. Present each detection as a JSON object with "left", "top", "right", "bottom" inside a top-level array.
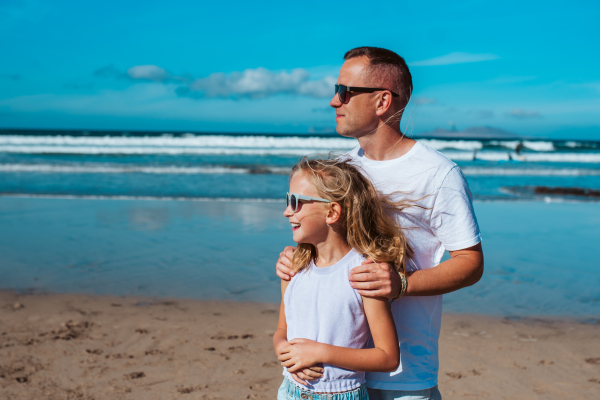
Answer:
[
  {"left": 106, "top": 353, "right": 134, "bottom": 360},
  {"left": 249, "top": 378, "right": 273, "bottom": 392},
  {"left": 446, "top": 370, "right": 481, "bottom": 379},
  {"left": 211, "top": 333, "right": 254, "bottom": 340},
  {"left": 262, "top": 361, "right": 279, "bottom": 368},
  {"left": 124, "top": 371, "right": 145, "bottom": 380},
  {"left": 585, "top": 357, "right": 600, "bottom": 365},
  {"left": 177, "top": 384, "right": 208, "bottom": 394},
  {"left": 513, "top": 363, "right": 527, "bottom": 370},
  {"left": 228, "top": 345, "right": 248, "bottom": 353}
]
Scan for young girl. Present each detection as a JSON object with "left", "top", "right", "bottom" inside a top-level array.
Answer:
[{"left": 273, "top": 156, "right": 412, "bottom": 400}]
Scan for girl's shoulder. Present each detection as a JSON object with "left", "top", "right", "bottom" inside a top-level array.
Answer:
[{"left": 339, "top": 249, "right": 366, "bottom": 271}]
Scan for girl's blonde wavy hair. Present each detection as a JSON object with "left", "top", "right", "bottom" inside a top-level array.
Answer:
[{"left": 290, "top": 155, "right": 413, "bottom": 274}]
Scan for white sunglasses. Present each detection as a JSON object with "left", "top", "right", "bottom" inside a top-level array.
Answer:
[{"left": 286, "top": 192, "right": 332, "bottom": 213}]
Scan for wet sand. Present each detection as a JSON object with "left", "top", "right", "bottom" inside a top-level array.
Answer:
[{"left": 1, "top": 291, "right": 599, "bottom": 400}]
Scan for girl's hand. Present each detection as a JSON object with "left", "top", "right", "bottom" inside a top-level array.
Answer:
[
  {"left": 290, "top": 365, "right": 325, "bottom": 385},
  {"left": 278, "top": 338, "right": 326, "bottom": 372},
  {"left": 275, "top": 340, "right": 291, "bottom": 357}
]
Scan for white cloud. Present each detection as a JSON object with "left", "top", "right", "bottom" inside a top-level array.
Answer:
[
  {"left": 410, "top": 52, "right": 500, "bottom": 67},
  {"left": 508, "top": 109, "right": 542, "bottom": 119},
  {"left": 181, "top": 67, "right": 336, "bottom": 99},
  {"left": 127, "top": 65, "right": 170, "bottom": 82}
]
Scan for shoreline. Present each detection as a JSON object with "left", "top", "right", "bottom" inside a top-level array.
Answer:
[{"left": 1, "top": 292, "right": 599, "bottom": 399}]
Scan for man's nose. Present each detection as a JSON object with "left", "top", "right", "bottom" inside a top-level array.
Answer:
[{"left": 330, "top": 93, "right": 342, "bottom": 108}]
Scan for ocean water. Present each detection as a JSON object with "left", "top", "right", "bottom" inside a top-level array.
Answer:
[
  {"left": 1, "top": 130, "right": 599, "bottom": 317},
  {"left": 0, "top": 131, "right": 599, "bottom": 201}
]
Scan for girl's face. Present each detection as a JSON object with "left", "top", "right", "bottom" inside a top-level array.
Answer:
[{"left": 284, "top": 172, "right": 330, "bottom": 245}]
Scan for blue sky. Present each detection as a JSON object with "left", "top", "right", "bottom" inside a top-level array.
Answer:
[{"left": 0, "top": 0, "right": 599, "bottom": 139}]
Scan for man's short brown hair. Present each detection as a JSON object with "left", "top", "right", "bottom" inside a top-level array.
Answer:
[{"left": 344, "top": 46, "right": 412, "bottom": 111}]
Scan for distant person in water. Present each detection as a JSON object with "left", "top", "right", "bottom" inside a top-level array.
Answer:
[
  {"left": 275, "top": 47, "right": 484, "bottom": 400},
  {"left": 516, "top": 142, "right": 523, "bottom": 156}
]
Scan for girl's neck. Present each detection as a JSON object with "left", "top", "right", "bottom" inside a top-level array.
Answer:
[{"left": 313, "top": 234, "right": 352, "bottom": 268}]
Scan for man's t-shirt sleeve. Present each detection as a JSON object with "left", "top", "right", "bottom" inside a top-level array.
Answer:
[{"left": 430, "top": 165, "right": 482, "bottom": 251}]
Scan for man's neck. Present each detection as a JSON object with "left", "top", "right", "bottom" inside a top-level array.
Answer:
[{"left": 357, "top": 124, "right": 416, "bottom": 161}]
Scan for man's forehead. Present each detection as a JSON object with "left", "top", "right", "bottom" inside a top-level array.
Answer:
[{"left": 337, "top": 56, "right": 369, "bottom": 85}]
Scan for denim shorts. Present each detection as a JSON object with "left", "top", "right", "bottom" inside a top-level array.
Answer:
[{"left": 277, "top": 378, "right": 369, "bottom": 400}]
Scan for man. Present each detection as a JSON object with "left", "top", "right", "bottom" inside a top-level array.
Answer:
[{"left": 276, "top": 46, "right": 483, "bottom": 399}]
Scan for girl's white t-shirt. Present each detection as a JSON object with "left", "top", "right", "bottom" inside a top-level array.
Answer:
[
  {"left": 346, "top": 141, "right": 482, "bottom": 391},
  {"left": 283, "top": 249, "right": 369, "bottom": 393}
]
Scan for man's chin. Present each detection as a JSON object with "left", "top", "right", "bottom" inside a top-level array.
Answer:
[
  {"left": 335, "top": 124, "right": 349, "bottom": 137},
  {"left": 336, "top": 127, "right": 357, "bottom": 139}
]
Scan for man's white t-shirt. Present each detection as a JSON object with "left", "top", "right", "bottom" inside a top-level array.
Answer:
[{"left": 346, "top": 141, "right": 482, "bottom": 391}]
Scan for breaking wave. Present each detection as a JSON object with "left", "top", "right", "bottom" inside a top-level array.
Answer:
[{"left": 2, "top": 163, "right": 599, "bottom": 176}]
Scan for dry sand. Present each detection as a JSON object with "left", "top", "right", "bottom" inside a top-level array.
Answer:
[{"left": 1, "top": 291, "right": 599, "bottom": 400}]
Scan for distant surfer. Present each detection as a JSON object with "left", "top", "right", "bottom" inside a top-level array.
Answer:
[
  {"left": 514, "top": 142, "right": 526, "bottom": 161},
  {"left": 515, "top": 142, "right": 523, "bottom": 155},
  {"left": 472, "top": 148, "right": 478, "bottom": 161}
]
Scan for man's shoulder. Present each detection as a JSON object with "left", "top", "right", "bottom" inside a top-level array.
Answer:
[
  {"left": 413, "top": 141, "right": 457, "bottom": 169},
  {"left": 347, "top": 141, "right": 457, "bottom": 179}
]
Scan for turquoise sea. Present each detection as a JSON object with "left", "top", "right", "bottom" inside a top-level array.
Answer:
[{"left": 1, "top": 130, "right": 599, "bottom": 318}]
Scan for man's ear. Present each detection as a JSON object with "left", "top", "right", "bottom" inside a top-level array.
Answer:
[
  {"left": 326, "top": 202, "right": 342, "bottom": 225},
  {"left": 375, "top": 91, "right": 393, "bottom": 117}
]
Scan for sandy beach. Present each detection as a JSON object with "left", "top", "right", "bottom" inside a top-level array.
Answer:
[{"left": 1, "top": 291, "right": 599, "bottom": 400}]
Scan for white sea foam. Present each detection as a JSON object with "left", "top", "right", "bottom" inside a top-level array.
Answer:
[
  {"left": 461, "top": 167, "right": 600, "bottom": 176},
  {"left": 443, "top": 151, "right": 600, "bottom": 163},
  {"left": 486, "top": 140, "right": 555, "bottom": 151},
  {"left": 488, "top": 140, "right": 522, "bottom": 150},
  {"left": 419, "top": 139, "right": 483, "bottom": 151},
  {"left": 522, "top": 140, "right": 555, "bottom": 152},
  {"left": 1, "top": 144, "right": 599, "bottom": 163},
  {"left": 1, "top": 135, "right": 598, "bottom": 163},
  {"left": 2, "top": 192, "right": 598, "bottom": 204},
  {"left": 0, "top": 135, "right": 357, "bottom": 149},
  {"left": 0, "top": 164, "right": 290, "bottom": 174},
  {"left": 0, "top": 193, "right": 286, "bottom": 202},
  {"left": 2, "top": 163, "right": 598, "bottom": 177},
  {"left": 0, "top": 145, "right": 341, "bottom": 156}
]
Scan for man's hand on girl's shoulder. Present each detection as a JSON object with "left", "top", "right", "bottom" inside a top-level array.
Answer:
[
  {"left": 349, "top": 258, "right": 401, "bottom": 299},
  {"left": 276, "top": 246, "right": 296, "bottom": 281}
]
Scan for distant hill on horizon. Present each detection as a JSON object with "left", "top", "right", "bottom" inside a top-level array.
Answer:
[{"left": 414, "top": 126, "right": 522, "bottom": 140}]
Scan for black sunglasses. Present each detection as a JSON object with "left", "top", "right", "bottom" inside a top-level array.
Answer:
[{"left": 335, "top": 84, "right": 399, "bottom": 104}]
